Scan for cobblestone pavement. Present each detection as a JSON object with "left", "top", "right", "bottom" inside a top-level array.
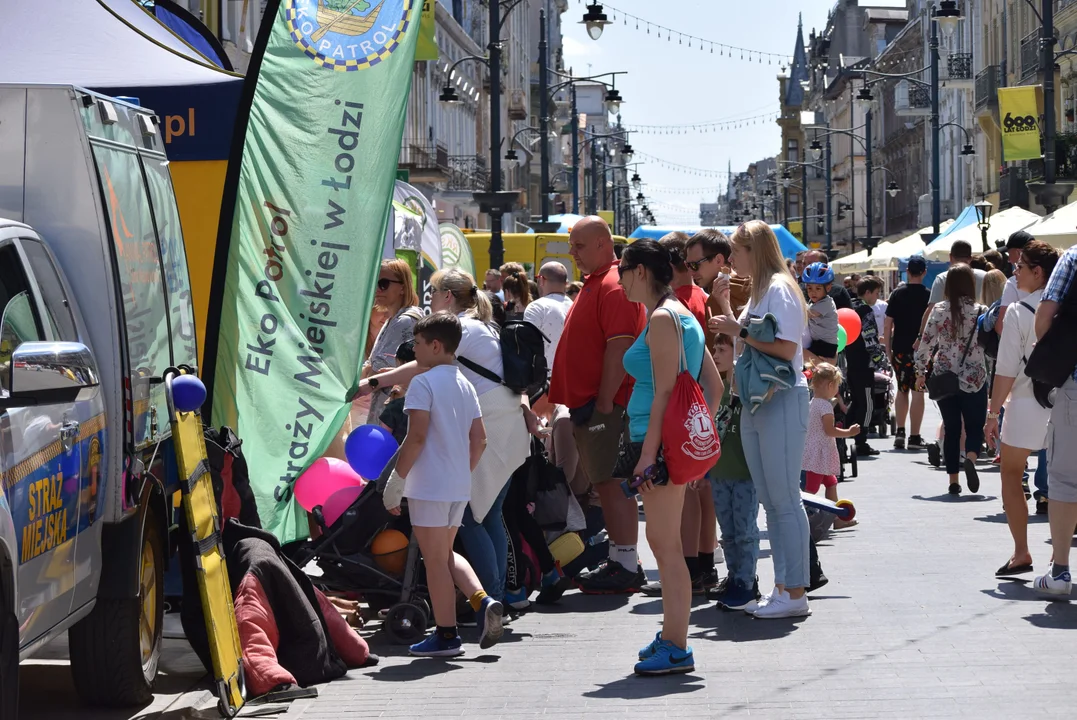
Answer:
[{"left": 24, "top": 407, "right": 1077, "bottom": 719}]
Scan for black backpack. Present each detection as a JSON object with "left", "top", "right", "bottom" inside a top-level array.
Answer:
[
  {"left": 1025, "top": 280, "right": 1077, "bottom": 407},
  {"left": 459, "top": 319, "right": 549, "bottom": 397}
]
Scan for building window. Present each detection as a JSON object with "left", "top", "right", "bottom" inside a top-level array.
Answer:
[{"left": 786, "top": 139, "right": 799, "bottom": 163}]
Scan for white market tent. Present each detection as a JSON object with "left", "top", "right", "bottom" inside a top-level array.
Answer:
[
  {"left": 869, "top": 223, "right": 951, "bottom": 271},
  {"left": 922, "top": 207, "right": 1040, "bottom": 261},
  {"left": 1025, "top": 200, "right": 1077, "bottom": 249},
  {"left": 831, "top": 248, "right": 873, "bottom": 274}
]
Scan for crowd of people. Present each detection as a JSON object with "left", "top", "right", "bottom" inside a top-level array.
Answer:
[{"left": 345, "top": 216, "right": 1077, "bottom": 676}]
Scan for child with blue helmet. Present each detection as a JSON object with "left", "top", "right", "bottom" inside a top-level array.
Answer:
[{"left": 801, "top": 262, "right": 840, "bottom": 363}]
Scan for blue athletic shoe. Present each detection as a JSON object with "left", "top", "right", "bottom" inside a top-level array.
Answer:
[
  {"left": 477, "top": 596, "right": 505, "bottom": 649},
  {"left": 634, "top": 639, "right": 695, "bottom": 676},
  {"left": 409, "top": 633, "right": 464, "bottom": 657},
  {"left": 638, "top": 630, "right": 662, "bottom": 661},
  {"left": 505, "top": 586, "right": 531, "bottom": 611}
]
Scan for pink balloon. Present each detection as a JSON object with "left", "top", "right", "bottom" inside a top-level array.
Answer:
[
  {"left": 321, "top": 485, "right": 366, "bottom": 527},
  {"left": 295, "top": 457, "right": 365, "bottom": 513}
]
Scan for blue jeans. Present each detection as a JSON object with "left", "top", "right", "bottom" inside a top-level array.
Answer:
[
  {"left": 710, "top": 476, "right": 759, "bottom": 587},
  {"left": 740, "top": 385, "right": 811, "bottom": 589},
  {"left": 458, "top": 479, "right": 511, "bottom": 601},
  {"left": 937, "top": 385, "right": 988, "bottom": 475}
]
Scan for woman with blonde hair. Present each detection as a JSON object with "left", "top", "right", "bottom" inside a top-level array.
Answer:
[
  {"left": 710, "top": 220, "right": 813, "bottom": 619},
  {"left": 355, "top": 268, "right": 534, "bottom": 605},
  {"left": 362, "top": 259, "right": 423, "bottom": 423},
  {"left": 982, "top": 268, "right": 1006, "bottom": 307}
]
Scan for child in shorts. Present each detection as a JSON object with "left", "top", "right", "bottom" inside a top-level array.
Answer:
[
  {"left": 803, "top": 363, "right": 859, "bottom": 527},
  {"left": 382, "top": 312, "right": 505, "bottom": 657},
  {"left": 801, "top": 262, "right": 839, "bottom": 364},
  {"left": 708, "top": 333, "right": 761, "bottom": 611}
]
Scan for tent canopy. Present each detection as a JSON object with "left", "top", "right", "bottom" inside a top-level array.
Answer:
[
  {"left": 831, "top": 248, "right": 873, "bottom": 274},
  {"left": 868, "top": 224, "right": 948, "bottom": 271},
  {"left": 922, "top": 206, "right": 1039, "bottom": 260},
  {"left": 628, "top": 224, "right": 808, "bottom": 259},
  {"left": 1026, "top": 200, "right": 1077, "bottom": 249}
]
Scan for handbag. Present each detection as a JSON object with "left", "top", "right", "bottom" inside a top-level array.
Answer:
[
  {"left": 657, "top": 308, "right": 721, "bottom": 484},
  {"left": 926, "top": 311, "right": 977, "bottom": 401}
]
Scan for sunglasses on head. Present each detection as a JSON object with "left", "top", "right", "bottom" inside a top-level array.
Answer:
[
  {"left": 685, "top": 254, "right": 718, "bottom": 272},
  {"left": 377, "top": 277, "right": 403, "bottom": 292}
]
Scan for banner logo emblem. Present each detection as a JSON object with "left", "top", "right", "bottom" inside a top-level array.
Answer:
[{"left": 287, "top": 0, "right": 414, "bottom": 71}]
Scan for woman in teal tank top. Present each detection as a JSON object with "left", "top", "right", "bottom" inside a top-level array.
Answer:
[{"left": 616, "top": 239, "right": 724, "bottom": 677}]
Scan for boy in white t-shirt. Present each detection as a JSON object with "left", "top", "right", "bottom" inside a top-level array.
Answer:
[{"left": 383, "top": 312, "right": 505, "bottom": 657}]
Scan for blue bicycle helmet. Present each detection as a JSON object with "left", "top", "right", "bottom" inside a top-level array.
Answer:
[{"left": 801, "top": 261, "right": 835, "bottom": 285}]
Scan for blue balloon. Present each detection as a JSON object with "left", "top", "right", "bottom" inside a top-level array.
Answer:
[
  {"left": 172, "top": 375, "right": 207, "bottom": 413},
  {"left": 345, "top": 425, "right": 399, "bottom": 479}
]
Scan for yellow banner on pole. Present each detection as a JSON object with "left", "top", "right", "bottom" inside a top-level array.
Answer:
[
  {"left": 416, "top": 0, "right": 439, "bottom": 61},
  {"left": 999, "top": 86, "right": 1043, "bottom": 161}
]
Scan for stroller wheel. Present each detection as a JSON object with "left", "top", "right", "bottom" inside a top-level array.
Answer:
[{"left": 385, "top": 602, "right": 428, "bottom": 645}]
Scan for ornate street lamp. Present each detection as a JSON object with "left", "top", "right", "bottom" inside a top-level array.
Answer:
[{"left": 582, "top": 3, "right": 611, "bottom": 40}]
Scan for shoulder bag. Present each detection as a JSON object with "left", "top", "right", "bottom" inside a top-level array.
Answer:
[{"left": 926, "top": 310, "right": 977, "bottom": 402}]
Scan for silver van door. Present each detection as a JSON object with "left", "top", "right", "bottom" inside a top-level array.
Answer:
[
  {"left": 0, "top": 242, "right": 79, "bottom": 645},
  {"left": 17, "top": 238, "right": 104, "bottom": 613}
]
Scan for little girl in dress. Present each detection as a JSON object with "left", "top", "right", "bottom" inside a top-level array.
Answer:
[{"left": 803, "top": 364, "right": 859, "bottom": 526}]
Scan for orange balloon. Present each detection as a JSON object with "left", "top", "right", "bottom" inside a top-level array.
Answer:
[
  {"left": 836, "top": 308, "right": 862, "bottom": 344},
  {"left": 371, "top": 529, "right": 409, "bottom": 575}
]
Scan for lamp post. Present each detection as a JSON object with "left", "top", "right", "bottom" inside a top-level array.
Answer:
[
  {"left": 538, "top": 7, "right": 549, "bottom": 222},
  {"left": 974, "top": 198, "right": 993, "bottom": 253}
]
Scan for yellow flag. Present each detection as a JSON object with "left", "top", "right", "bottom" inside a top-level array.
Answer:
[
  {"left": 416, "top": 0, "right": 438, "bottom": 61},
  {"left": 999, "top": 86, "right": 1043, "bottom": 161}
]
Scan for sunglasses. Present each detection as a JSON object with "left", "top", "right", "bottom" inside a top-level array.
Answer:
[
  {"left": 685, "top": 254, "right": 718, "bottom": 272},
  {"left": 377, "top": 277, "right": 403, "bottom": 292},
  {"left": 617, "top": 264, "right": 638, "bottom": 279}
]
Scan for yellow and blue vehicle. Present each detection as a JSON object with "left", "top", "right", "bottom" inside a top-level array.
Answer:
[
  {"left": 465, "top": 232, "right": 632, "bottom": 280},
  {"left": 0, "top": 85, "right": 199, "bottom": 716}
]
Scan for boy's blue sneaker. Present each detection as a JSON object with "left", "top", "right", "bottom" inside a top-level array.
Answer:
[
  {"left": 477, "top": 596, "right": 505, "bottom": 649},
  {"left": 719, "top": 580, "right": 759, "bottom": 611},
  {"left": 638, "top": 630, "right": 662, "bottom": 661},
  {"left": 409, "top": 633, "right": 464, "bottom": 658},
  {"left": 505, "top": 586, "right": 531, "bottom": 612},
  {"left": 634, "top": 639, "right": 695, "bottom": 676}
]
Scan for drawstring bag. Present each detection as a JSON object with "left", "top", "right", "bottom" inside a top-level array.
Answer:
[{"left": 657, "top": 308, "right": 721, "bottom": 484}]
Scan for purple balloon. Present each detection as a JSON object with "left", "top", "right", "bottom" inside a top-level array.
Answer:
[{"left": 345, "top": 425, "right": 399, "bottom": 479}]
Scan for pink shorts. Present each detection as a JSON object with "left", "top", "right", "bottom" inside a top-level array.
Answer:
[{"left": 804, "top": 471, "right": 837, "bottom": 494}]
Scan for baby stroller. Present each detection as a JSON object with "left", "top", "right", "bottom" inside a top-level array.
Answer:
[
  {"left": 867, "top": 369, "right": 895, "bottom": 439},
  {"left": 832, "top": 354, "right": 858, "bottom": 481},
  {"left": 291, "top": 452, "right": 433, "bottom": 645}
]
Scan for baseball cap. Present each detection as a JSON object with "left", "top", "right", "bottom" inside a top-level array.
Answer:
[
  {"left": 1005, "top": 230, "right": 1035, "bottom": 250},
  {"left": 907, "top": 256, "right": 927, "bottom": 274}
]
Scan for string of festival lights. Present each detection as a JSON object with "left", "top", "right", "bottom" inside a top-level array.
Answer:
[
  {"left": 646, "top": 183, "right": 729, "bottom": 196},
  {"left": 623, "top": 110, "right": 780, "bottom": 135},
  {"left": 593, "top": 1, "right": 788, "bottom": 64},
  {"left": 633, "top": 151, "right": 740, "bottom": 178}
]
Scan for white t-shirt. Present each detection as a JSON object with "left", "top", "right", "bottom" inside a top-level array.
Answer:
[
  {"left": 402, "top": 364, "right": 482, "bottom": 503},
  {"left": 742, "top": 278, "right": 808, "bottom": 387},
  {"left": 1000, "top": 275, "right": 1028, "bottom": 308},
  {"left": 871, "top": 301, "right": 887, "bottom": 336},
  {"left": 929, "top": 267, "right": 987, "bottom": 304},
  {"left": 996, "top": 289, "right": 1042, "bottom": 403},
  {"left": 523, "top": 293, "right": 572, "bottom": 374},
  {"left": 455, "top": 315, "right": 503, "bottom": 396}
]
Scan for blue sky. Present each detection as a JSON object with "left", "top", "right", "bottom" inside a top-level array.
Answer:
[{"left": 561, "top": 1, "right": 832, "bottom": 224}]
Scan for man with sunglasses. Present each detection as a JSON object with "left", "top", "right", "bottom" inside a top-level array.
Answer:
[{"left": 685, "top": 229, "right": 751, "bottom": 352}]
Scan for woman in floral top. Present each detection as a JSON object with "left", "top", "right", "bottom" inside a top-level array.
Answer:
[{"left": 914, "top": 264, "right": 987, "bottom": 495}]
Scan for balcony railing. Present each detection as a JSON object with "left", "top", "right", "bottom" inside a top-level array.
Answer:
[
  {"left": 975, "top": 65, "right": 1001, "bottom": 112},
  {"left": 447, "top": 155, "right": 489, "bottom": 192},
  {"left": 398, "top": 141, "right": 450, "bottom": 173},
  {"left": 1021, "top": 30, "right": 1041, "bottom": 83},
  {"left": 999, "top": 166, "right": 1029, "bottom": 210},
  {"left": 947, "top": 52, "right": 973, "bottom": 81}
]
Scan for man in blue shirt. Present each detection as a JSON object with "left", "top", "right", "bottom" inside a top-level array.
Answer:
[{"left": 1032, "top": 245, "right": 1077, "bottom": 598}]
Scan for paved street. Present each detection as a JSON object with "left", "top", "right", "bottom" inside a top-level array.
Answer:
[{"left": 23, "top": 406, "right": 1077, "bottom": 719}]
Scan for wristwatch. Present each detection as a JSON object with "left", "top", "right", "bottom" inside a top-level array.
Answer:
[
  {"left": 987, "top": 411, "right": 999, "bottom": 420},
  {"left": 368, "top": 377, "right": 380, "bottom": 391},
  {"left": 739, "top": 327, "right": 749, "bottom": 339}
]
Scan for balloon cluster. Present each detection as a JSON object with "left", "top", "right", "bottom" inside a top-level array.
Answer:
[
  {"left": 835, "top": 308, "right": 862, "bottom": 354},
  {"left": 294, "top": 425, "right": 399, "bottom": 527}
]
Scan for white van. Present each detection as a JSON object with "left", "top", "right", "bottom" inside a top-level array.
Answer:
[{"left": 0, "top": 84, "right": 198, "bottom": 716}]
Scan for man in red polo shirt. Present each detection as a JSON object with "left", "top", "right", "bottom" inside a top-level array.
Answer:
[{"left": 550, "top": 216, "right": 647, "bottom": 594}]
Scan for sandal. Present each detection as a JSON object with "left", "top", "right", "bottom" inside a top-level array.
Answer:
[{"left": 996, "top": 560, "right": 1034, "bottom": 577}]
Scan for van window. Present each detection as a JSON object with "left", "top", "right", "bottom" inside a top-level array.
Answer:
[
  {"left": 0, "top": 245, "right": 44, "bottom": 393},
  {"left": 20, "top": 239, "right": 78, "bottom": 342},
  {"left": 91, "top": 144, "right": 171, "bottom": 448},
  {"left": 140, "top": 155, "right": 198, "bottom": 369}
]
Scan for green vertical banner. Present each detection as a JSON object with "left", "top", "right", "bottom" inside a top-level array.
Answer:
[
  {"left": 204, "top": 0, "right": 421, "bottom": 542},
  {"left": 416, "top": 0, "right": 438, "bottom": 61}
]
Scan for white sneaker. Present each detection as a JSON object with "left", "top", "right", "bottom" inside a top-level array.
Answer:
[
  {"left": 1034, "top": 565, "right": 1072, "bottom": 598},
  {"left": 714, "top": 545, "right": 725, "bottom": 565},
  {"left": 750, "top": 590, "right": 811, "bottom": 619},
  {"left": 742, "top": 586, "right": 778, "bottom": 615}
]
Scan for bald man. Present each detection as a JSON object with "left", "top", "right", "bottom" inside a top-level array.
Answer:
[
  {"left": 525, "top": 261, "right": 573, "bottom": 372},
  {"left": 550, "top": 217, "right": 647, "bottom": 593}
]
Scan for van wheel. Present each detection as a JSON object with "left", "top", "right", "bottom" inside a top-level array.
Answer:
[
  {"left": 69, "top": 515, "right": 164, "bottom": 707},
  {"left": 0, "top": 599, "right": 18, "bottom": 720}
]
